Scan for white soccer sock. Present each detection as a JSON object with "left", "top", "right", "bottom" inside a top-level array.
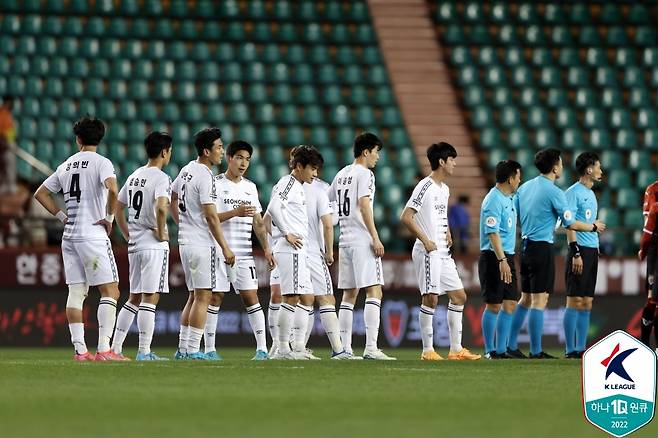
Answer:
[
  {"left": 278, "top": 303, "right": 295, "bottom": 353},
  {"left": 178, "top": 325, "right": 189, "bottom": 354},
  {"left": 187, "top": 327, "right": 204, "bottom": 354},
  {"left": 319, "top": 305, "right": 343, "bottom": 353},
  {"left": 338, "top": 301, "right": 354, "bottom": 353},
  {"left": 305, "top": 309, "right": 315, "bottom": 346},
  {"left": 268, "top": 301, "right": 280, "bottom": 344},
  {"left": 97, "top": 297, "right": 117, "bottom": 352},
  {"left": 292, "top": 304, "right": 313, "bottom": 351},
  {"left": 137, "top": 303, "right": 156, "bottom": 355},
  {"left": 419, "top": 305, "right": 435, "bottom": 353},
  {"left": 447, "top": 303, "right": 464, "bottom": 352},
  {"left": 204, "top": 305, "right": 220, "bottom": 353},
  {"left": 246, "top": 303, "right": 267, "bottom": 352},
  {"left": 69, "top": 322, "right": 87, "bottom": 355},
  {"left": 364, "top": 298, "right": 382, "bottom": 350},
  {"left": 111, "top": 301, "right": 138, "bottom": 354}
]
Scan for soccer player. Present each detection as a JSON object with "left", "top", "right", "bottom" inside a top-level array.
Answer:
[
  {"left": 110, "top": 132, "right": 172, "bottom": 361},
  {"left": 330, "top": 133, "right": 395, "bottom": 360},
  {"left": 563, "top": 153, "right": 603, "bottom": 358},
  {"left": 171, "top": 128, "right": 235, "bottom": 360},
  {"left": 267, "top": 145, "right": 323, "bottom": 359},
  {"left": 400, "top": 142, "right": 481, "bottom": 361},
  {"left": 265, "top": 216, "right": 283, "bottom": 356},
  {"left": 506, "top": 148, "right": 605, "bottom": 359},
  {"left": 34, "top": 117, "right": 124, "bottom": 361},
  {"left": 638, "top": 179, "right": 658, "bottom": 348},
  {"left": 202, "top": 140, "right": 275, "bottom": 360},
  {"left": 479, "top": 160, "right": 522, "bottom": 359}
]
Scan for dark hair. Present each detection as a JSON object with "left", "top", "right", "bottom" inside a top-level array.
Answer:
[
  {"left": 193, "top": 127, "right": 222, "bottom": 156},
  {"left": 290, "top": 145, "right": 324, "bottom": 169},
  {"left": 534, "top": 148, "right": 562, "bottom": 174},
  {"left": 144, "top": 131, "right": 172, "bottom": 159},
  {"left": 495, "top": 160, "right": 522, "bottom": 183},
  {"left": 227, "top": 140, "right": 253, "bottom": 158},
  {"left": 353, "top": 132, "right": 383, "bottom": 158},
  {"left": 73, "top": 117, "right": 105, "bottom": 146},
  {"left": 575, "top": 152, "right": 600, "bottom": 176},
  {"left": 427, "top": 142, "right": 457, "bottom": 170}
]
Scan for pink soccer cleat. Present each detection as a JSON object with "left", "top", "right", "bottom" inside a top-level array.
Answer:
[
  {"left": 74, "top": 352, "right": 95, "bottom": 362},
  {"left": 94, "top": 350, "right": 131, "bottom": 361}
]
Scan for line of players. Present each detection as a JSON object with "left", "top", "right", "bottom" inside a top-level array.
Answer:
[{"left": 35, "top": 117, "right": 482, "bottom": 361}]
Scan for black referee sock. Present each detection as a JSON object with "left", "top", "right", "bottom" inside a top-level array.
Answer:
[{"left": 640, "top": 302, "right": 655, "bottom": 345}]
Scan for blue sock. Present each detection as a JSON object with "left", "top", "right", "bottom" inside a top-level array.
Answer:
[
  {"left": 576, "top": 310, "right": 591, "bottom": 352},
  {"left": 495, "top": 311, "right": 513, "bottom": 354},
  {"left": 563, "top": 307, "right": 579, "bottom": 354},
  {"left": 507, "top": 304, "right": 528, "bottom": 350},
  {"left": 528, "top": 309, "right": 544, "bottom": 355},
  {"left": 481, "top": 309, "right": 497, "bottom": 354}
]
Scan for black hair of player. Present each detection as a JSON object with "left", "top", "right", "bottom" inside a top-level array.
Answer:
[
  {"left": 194, "top": 127, "right": 222, "bottom": 156},
  {"left": 353, "top": 132, "right": 383, "bottom": 158},
  {"left": 495, "top": 160, "right": 522, "bottom": 184},
  {"left": 427, "top": 142, "right": 457, "bottom": 170},
  {"left": 575, "top": 152, "right": 600, "bottom": 176},
  {"left": 144, "top": 131, "right": 172, "bottom": 159},
  {"left": 290, "top": 145, "right": 324, "bottom": 169},
  {"left": 227, "top": 140, "right": 253, "bottom": 158},
  {"left": 534, "top": 148, "right": 562, "bottom": 174},
  {"left": 73, "top": 116, "right": 105, "bottom": 146}
]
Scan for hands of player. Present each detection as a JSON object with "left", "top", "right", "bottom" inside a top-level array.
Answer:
[
  {"left": 422, "top": 239, "right": 438, "bottom": 253},
  {"left": 94, "top": 218, "right": 113, "bottom": 235},
  {"left": 638, "top": 249, "right": 646, "bottom": 261},
  {"left": 235, "top": 205, "right": 257, "bottom": 217},
  {"left": 223, "top": 247, "right": 236, "bottom": 266},
  {"left": 593, "top": 220, "right": 606, "bottom": 233},
  {"left": 572, "top": 254, "right": 583, "bottom": 275},
  {"left": 154, "top": 229, "right": 169, "bottom": 242},
  {"left": 285, "top": 233, "right": 303, "bottom": 249},
  {"left": 499, "top": 259, "right": 512, "bottom": 284},
  {"left": 264, "top": 248, "right": 276, "bottom": 270},
  {"left": 372, "top": 238, "right": 385, "bottom": 258},
  {"left": 324, "top": 250, "right": 334, "bottom": 266}
]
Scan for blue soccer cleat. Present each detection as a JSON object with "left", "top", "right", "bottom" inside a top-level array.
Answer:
[
  {"left": 204, "top": 350, "right": 222, "bottom": 361},
  {"left": 186, "top": 351, "right": 208, "bottom": 360},
  {"left": 174, "top": 350, "right": 187, "bottom": 360},
  {"left": 136, "top": 352, "right": 169, "bottom": 361},
  {"left": 252, "top": 350, "right": 269, "bottom": 360}
]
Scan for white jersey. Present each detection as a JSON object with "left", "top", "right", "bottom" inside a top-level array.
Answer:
[
  {"left": 405, "top": 176, "right": 451, "bottom": 258},
  {"left": 171, "top": 160, "right": 217, "bottom": 247},
  {"left": 43, "top": 151, "right": 116, "bottom": 241},
  {"left": 118, "top": 165, "right": 171, "bottom": 253},
  {"left": 329, "top": 163, "right": 375, "bottom": 248},
  {"left": 215, "top": 173, "right": 262, "bottom": 259},
  {"left": 267, "top": 174, "right": 308, "bottom": 254},
  {"left": 304, "top": 178, "right": 334, "bottom": 256}
]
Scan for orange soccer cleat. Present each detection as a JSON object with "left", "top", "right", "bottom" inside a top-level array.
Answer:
[
  {"left": 447, "top": 348, "right": 481, "bottom": 361},
  {"left": 94, "top": 350, "right": 131, "bottom": 361},
  {"left": 420, "top": 350, "right": 444, "bottom": 361}
]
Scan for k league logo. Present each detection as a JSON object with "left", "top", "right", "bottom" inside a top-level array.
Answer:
[{"left": 582, "top": 330, "right": 656, "bottom": 437}]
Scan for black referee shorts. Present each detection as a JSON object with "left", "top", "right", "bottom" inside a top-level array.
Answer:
[
  {"left": 479, "top": 250, "right": 519, "bottom": 304},
  {"left": 520, "top": 240, "right": 555, "bottom": 294},
  {"left": 565, "top": 247, "right": 599, "bottom": 297}
]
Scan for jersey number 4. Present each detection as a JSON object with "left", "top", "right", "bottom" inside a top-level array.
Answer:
[
  {"left": 69, "top": 173, "right": 82, "bottom": 202},
  {"left": 337, "top": 189, "right": 351, "bottom": 217},
  {"left": 128, "top": 189, "right": 144, "bottom": 220}
]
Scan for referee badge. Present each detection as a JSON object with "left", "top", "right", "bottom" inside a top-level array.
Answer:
[
  {"left": 507, "top": 217, "right": 513, "bottom": 228},
  {"left": 564, "top": 210, "right": 573, "bottom": 221},
  {"left": 586, "top": 209, "right": 592, "bottom": 219},
  {"left": 486, "top": 216, "right": 497, "bottom": 227}
]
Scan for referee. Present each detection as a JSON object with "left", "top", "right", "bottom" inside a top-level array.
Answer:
[
  {"left": 506, "top": 149, "right": 605, "bottom": 359},
  {"left": 563, "top": 153, "right": 603, "bottom": 358}
]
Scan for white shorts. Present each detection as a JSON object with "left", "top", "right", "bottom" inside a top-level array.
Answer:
[
  {"left": 307, "top": 252, "right": 333, "bottom": 296},
  {"left": 412, "top": 246, "right": 464, "bottom": 295},
  {"left": 274, "top": 252, "right": 312, "bottom": 296},
  {"left": 337, "top": 246, "right": 384, "bottom": 290},
  {"left": 270, "top": 266, "right": 281, "bottom": 286},
  {"left": 180, "top": 245, "right": 230, "bottom": 292},
  {"left": 62, "top": 238, "right": 119, "bottom": 286},
  {"left": 128, "top": 249, "right": 169, "bottom": 294},
  {"left": 229, "top": 257, "right": 259, "bottom": 292}
]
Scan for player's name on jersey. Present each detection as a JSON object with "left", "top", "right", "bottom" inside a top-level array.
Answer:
[
  {"left": 64, "top": 160, "right": 90, "bottom": 171},
  {"left": 335, "top": 176, "right": 353, "bottom": 185},
  {"left": 127, "top": 176, "right": 148, "bottom": 188}
]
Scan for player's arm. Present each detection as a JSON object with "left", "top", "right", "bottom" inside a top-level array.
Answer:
[
  {"left": 262, "top": 211, "right": 273, "bottom": 235},
  {"left": 359, "top": 196, "right": 384, "bottom": 257},
  {"left": 487, "top": 232, "right": 512, "bottom": 284},
  {"left": 34, "top": 185, "right": 68, "bottom": 224},
  {"left": 321, "top": 213, "right": 334, "bottom": 265},
  {"left": 555, "top": 189, "right": 605, "bottom": 233},
  {"left": 202, "top": 203, "right": 235, "bottom": 265},
  {"left": 115, "top": 201, "right": 130, "bottom": 241},
  {"left": 400, "top": 207, "right": 436, "bottom": 252},
  {"left": 155, "top": 196, "right": 169, "bottom": 242},
  {"left": 253, "top": 212, "right": 275, "bottom": 268},
  {"left": 94, "top": 176, "right": 118, "bottom": 235},
  {"left": 268, "top": 193, "right": 302, "bottom": 249},
  {"left": 218, "top": 204, "right": 257, "bottom": 222},
  {"left": 170, "top": 192, "right": 180, "bottom": 224}
]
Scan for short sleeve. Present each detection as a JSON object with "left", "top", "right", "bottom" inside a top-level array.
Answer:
[
  {"left": 565, "top": 187, "right": 578, "bottom": 217},
  {"left": 513, "top": 193, "right": 520, "bottom": 219},
  {"left": 405, "top": 180, "right": 431, "bottom": 212},
  {"left": 482, "top": 196, "right": 502, "bottom": 234},
  {"left": 118, "top": 182, "right": 128, "bottom": 205},
  {"left": 317, "top": 188, "right": 332, "bottom": 218},
  {"left": 42, "top": 168, "right": 62, "bottom": 193},
  {"left": 154, "top": 174, "right": 172, "bottom": 201},
  {"left": 328, "top": 175, "right": 337, "bottom": 202},
  {"left": 198, "top": 172, "right": 215, "bottom": 205},
  {"left": 355, "top": 169, "right": 374, "bottom": 200},
  {"left": 552, "top": 187, "right": 575, "bottom": 226},
  {"left": 251, "top": 182, "right": 262, "bottom": 213},
  {"left": 98, "top": 158, "right": 116, "bottom": 186},
  {"left": 171, "top": 173, "right": 182, "bottom": 195}
]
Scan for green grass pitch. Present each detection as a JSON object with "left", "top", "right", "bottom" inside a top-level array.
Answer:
[{"left": 0, "top": 348, "right": 655, "bottom": 438}]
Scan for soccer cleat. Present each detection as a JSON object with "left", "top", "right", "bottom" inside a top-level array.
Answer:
[
  {"left": 268, "top": 344, "right": 278, "bottom": 358},
  {"left": 565, "top": 351, "right": 581, "bottom": 359},
  {"left": 363, "top": 349, "right": 397, "bottom": 360},
  {"left": 290, "top": 350, "right": 311, "bottom": 360},
  {"left": 204, "top": 351, "right": 222, "bottom": 361},
  {"left": 529, "top": 351, "right": 557, "bottom": 359},
  {"left": 252, "top": 350, "right": 269, "bottom": 361},
  {"left": 486, "top": 351, "right": 512, "bottom": 360},
  {"left": 331, "top": 350, "right": 352, "bottom": 360},
  {"left": 421, "top": 350, "right": 444, "bottom": 361},
  {"left": 305, "top": 348, "right": 321, "bottom": 360},
  {"left": 186, "top": 351, "right": 208, "bottom": 360},
  {"left": 174, "top": 350, "right": 187, "bottom": 360},
  {"left": 74, "top": 352, "right": 95, "bottom": 362},
  {"left": 448, "top": 348, "right": 481, "bottom": 361},
  {"left": 270, "top": 350, "right": 294, "bottom": 360},
  {"left": 344, "top": 351, "right": 363, "bottom": 360},
  {"left": 136, "top": 352, "right": 169, "bottom": 361},
  {"left": 95, "top": 350, "right": 131, "bottom": 361},
  {"left": 506, "top": 348, "right": 528, "bottom": 359}
]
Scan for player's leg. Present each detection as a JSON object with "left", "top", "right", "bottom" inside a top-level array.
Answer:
[
  {"left": 576, "top": 296, "right": 593, "bottom": 354},
  {"left": 134, "top": 249, "right": 169, "bottom": 361},
  {"left": 479, "top": 250, "right": 501, "bottom": 358},
  {"left": 268, "top": 279, "right": 282, "bottom": 357},
  {"left": 507, "top": 292, "right": 530, "bottom": 357},
  {"left": 111, "top": 292, "right": 140, "bottom": 356},
  {"left": 482, "top": 303, "right": 500, "bottom": 357},
  {"left": 419, "top": 293, "right": 441, "bottom": 360},
  {"left": 95, "top": 281, "right": 123, "bottom": 360},
  {"left": 61, "top": 240, "right": 92, "bottom": 360},
  {"left": 316, "top": 294, "right": 348, "bottom": 358},
  {"left": 523, "top": 242, "right": 555, "bottom": 358},
  {"left": 271, "top": 252, "right": 302, "bottom": 358},
  {"left": 176, "top": 291, "right": 193, "bottom": 359},
  {"left": 135, "top": 292, "right": 166, "bottom": 360},
  {"left": 337, "top": 247, "right": 358, "bottom": 355},
  {"left": 203, "top": 292, "right": 223, "bottom": 359},
  {"left": 494, "top": 254, "right": 518, "bottom": 358},
  {"left": 412, "top": 247, "right": 441, "bottom": 360},
  {"left": 292, "top": 293, "right": 315, "bottom": 358},
  {"left": 305, "top": 301, "right": 315, "bottom": 347},
  {"left": 187, "top": 288, "right": 212, "bottom": 358},
  {"left": 563, "top": 296, "right": 581, "bottom": 357},
  {"left": 236, "top": 259, "right": 268, "bottom": 359}
]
